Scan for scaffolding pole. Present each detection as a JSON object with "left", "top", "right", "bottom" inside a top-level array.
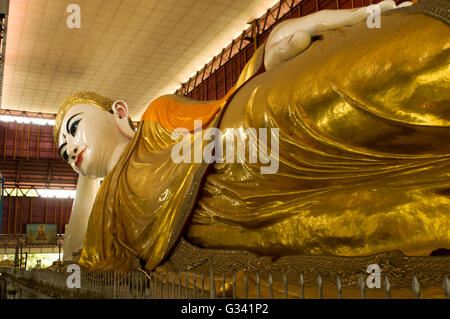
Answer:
[{"left": 0, "top": 177, "right": 4, "bottom": 232}]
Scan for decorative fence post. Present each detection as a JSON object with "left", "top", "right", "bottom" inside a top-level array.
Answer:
[
  {"left": 256, "top": 273, "right": 260, "bottom": 299},
  {"left": 268, "top": 273, "right": 273, "bottom": 299},
  {"left": 243, "top": 271, "right": 248, "bottom": 299},
  {"left": 317, "top": 274, "right": 323, "bottom": 299},
  {"left": 201, "top": 272, "right": 205, "bottom": 299},
  {"left": 443, "top": 276, "right": 449, "bottom": 299},
  {"left": 185, "top": 272, "right": 189, "bottom": 299},
  {"left": 282, "top": 273, "right": 288, "bottom": 299},
  {"left": 412, "top": 275, "right": 420, "bottom": 299},
  {"left": 232, "top": 273, "right": 236, "bottom": 299},
  {"left": 192, "top": 272, "right": 197, "bottom": 299},
  {"left": 160, "top": 272, "right": 164, "bottom": 299},
  {"left": 113, "top": 267, "right": 117, "bottom": 299},
  {"left": 336, "top": 276, "right": 342, "bottom": 299},
  {"left": 210, "top": 262, "right": 215, "bottom": 299},
  {"left": 178, "top": 271, "right": 181, "bottom": 299},
  {"left": 359, "top": 272, "right": 366, "bottom": 299},
  {"left": 299, "top": 273, "right": 304, "bottom": 299},
  {"left": 148, "top": 272, "right": 153, "bottom": 299},
  {"left": 384, "top": 275, "right": 391, "bottom": 299}
]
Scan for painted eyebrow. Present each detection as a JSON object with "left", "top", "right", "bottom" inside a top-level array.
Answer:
[
  {"left": 66, "top": 112, "right": 83, "bottom": 134},
  {"left": 58, "top": 142, "right": 67, "bottom": 156}
]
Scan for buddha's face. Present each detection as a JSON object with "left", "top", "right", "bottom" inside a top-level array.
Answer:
[{"left": 58, "top": 102, "right": 134, "bottom": 179}]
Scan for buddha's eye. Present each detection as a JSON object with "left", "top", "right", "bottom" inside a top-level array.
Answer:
[
  {"left": 58, "top": 143, "right": 68, "bottom": 162},
  {"left": 70, "top": 119, "right": 81, "bottom": 137},
  {"left": 62, "top": 150, "right": 69, "bottom": 162}
]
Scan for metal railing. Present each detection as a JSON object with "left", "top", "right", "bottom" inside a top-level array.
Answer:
[{"left": 1, "top": 265, "right": 449, "bottom": 299}]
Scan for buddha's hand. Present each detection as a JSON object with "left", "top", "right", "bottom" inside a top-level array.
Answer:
[{"left": 263, "top": 0, "right": 413, "bottom": 71}]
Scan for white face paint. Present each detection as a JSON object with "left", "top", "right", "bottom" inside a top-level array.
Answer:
[{"left": 58, "top": 103, "right": 126, "bottom": 179}]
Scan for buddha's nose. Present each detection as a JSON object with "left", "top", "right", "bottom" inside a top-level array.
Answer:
[{"left": 69, "top": 148, "right": 78, "bottom": 160}]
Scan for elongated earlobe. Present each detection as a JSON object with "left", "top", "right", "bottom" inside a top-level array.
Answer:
[
  {"left": 113, "top": 101, "right": 128, "bottom": 118},
  {"left": 112, "top": 100, "right": 136, "bottom": 139}
]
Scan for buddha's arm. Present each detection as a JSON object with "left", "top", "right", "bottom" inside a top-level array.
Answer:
[
  {"left": 63, "top": 174, "right": 100, "bottom": 260},
  {"left": 263, "top": 0, "right": 412, "bottom": 71}
]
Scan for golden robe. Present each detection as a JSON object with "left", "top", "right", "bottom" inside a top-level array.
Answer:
[{"left": 79, "top": 9, "right": 450, "bottom": 271}]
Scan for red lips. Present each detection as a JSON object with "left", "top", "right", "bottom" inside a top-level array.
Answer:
[{"left": 75, "top": 148, "right": 86, "bottom": 168}]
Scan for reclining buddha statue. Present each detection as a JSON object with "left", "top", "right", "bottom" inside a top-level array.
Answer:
[{"left": 56, "top": 0, "right": 450, "bottom": 272}]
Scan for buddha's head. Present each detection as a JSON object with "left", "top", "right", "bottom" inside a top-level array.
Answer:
[{"left": 54, "top": 92, "right": 136, "bottom": 179}]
